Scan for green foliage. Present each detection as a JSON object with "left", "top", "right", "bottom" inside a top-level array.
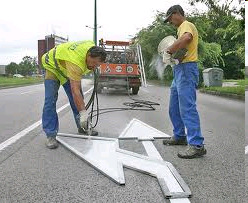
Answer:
[
  {"left": 5, "top": 56, "right": 38, "bottom": 76},
  {"left": 134, "top": 0, "right": 244, "bottom": 81},
  {"left": 135, "top": 12, "right": 176, "bottom": 80},
  {"left": 5, "top": 62, "right": 19, "bottom": 75},
  {"left": 19, "top": 56, "right": 37, "bottom": 76},
  {"left": 189, "top": 0, "right": 245, "bottom": 79},
  {"left": 198, "top": 40, "right": 223, "bottom": 68}
]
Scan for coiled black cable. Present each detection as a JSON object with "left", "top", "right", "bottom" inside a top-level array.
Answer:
[{"left": 85, "top": 67, "right": 160, "bottom": 129}]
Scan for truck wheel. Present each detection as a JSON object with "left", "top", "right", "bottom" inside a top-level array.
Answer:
[{"left": 132, "top": 87, "right": 139, "bottom": 95}]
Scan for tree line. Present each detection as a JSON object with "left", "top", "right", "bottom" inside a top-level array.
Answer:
[
  {"left": 5, "top": 56, "right": 38, "bottom": 76},
  {"left": 134, "top": 0, "right": 244, "bottom": 83}
]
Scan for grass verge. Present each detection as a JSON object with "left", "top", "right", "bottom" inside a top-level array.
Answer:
[
  {"left": 0, "top": 76, "right": 44, "bottom": 88},
  {"left": 148, "top": 79, "right": 245, "bottom": 100},
  {"left": 200, "top": 79, "right": 245, "bottom": 100},
  {"left": 201, "top": 86, "right": 244, "bottom": 96}
]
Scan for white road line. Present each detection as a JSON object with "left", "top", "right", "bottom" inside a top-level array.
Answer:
[
  {"left": 0, "top": 87, "right": 93, "bottom": 152},
  {"left": 140, "top": 87, "right": 149, "bottom": 93},
  {"left": 20, "top": 91, "right": 35, "bottom": 95},
  {"left": 0, "top": 120, "right": 43, "bottom": 152},
  {"left": 0, "top": 91, "right": 37, "bottom": 96},
  {"left": 245, "top": 146, "right": 248, "bottom": 155}
]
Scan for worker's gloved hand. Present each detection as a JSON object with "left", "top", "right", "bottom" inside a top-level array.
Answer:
[
  {"left": 172, "top": 48, "right": 188, "bottom": 62},
  {"left": 79, "top": 110, "right": 88, "bottom": 130}
]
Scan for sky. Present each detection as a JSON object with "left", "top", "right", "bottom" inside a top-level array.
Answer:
[{"left": 0, "top": 0, "right": 237, "bottom": 65}]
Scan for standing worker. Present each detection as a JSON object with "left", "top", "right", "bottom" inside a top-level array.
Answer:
[
  {"left": 41, "top": 40, "right": 106, "bottom": 149},
  {"left": 162, "top": 5, "right": 206, "bottom": 158}
]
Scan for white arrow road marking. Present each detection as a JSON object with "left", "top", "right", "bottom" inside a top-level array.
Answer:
[
  {"left": 119, "top": 118, "right": 171, "bottom": 141},
  {"left": 0, "top": 87, "right": 93, "bottom": 152},
  {"left": 141, "top": 141, "right": 163, "bottom": 160},
  {"left": 57, "top": 133, "right": 125, "bottom": 184},
  {"left": 118, "top": 118, "right": 191, "bottom": 202},
  {"left": 57, "top": 133, "right": 191, "bottom": 201},
  {"left": 245, "top": 145, "right": 248, "bottom": 154},
  {"left": 116, "top": 148, "right": 191, "bottom": 201},
  {"left": 57, "top": 116, "right": 192, "bottom": 202},
  {"left": 140, "top": 141, "right": 191, "bottom": 203}
]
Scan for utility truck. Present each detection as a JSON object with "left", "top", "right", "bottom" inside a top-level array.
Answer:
[{"left": 98, "top": 39, "right": 146, "bottom": 94}]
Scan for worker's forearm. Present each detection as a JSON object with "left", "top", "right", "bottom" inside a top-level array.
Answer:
[
  {"left": 72, "top": 91, "right": 86, "bottom": 112},
  {"left": 167, "top": 33, "right": 192, "bottom": 54},
  {"left": 70, "top": 79, "right": 86, "bottom": 112},
  {"left": 167, "top": 38, "right": 188, "bottom": 54}
]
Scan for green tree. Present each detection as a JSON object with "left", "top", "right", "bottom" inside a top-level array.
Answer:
[
  {"left": 5, "top": 62, "right": 19, "bottom": 75},
  {"left": 135, "top": 11, "right": 224, "bottom": 83},
  {"left": 189, "top": 0, "right": 245, "bottom": 78},
  {"left": 135, "top": 12, "right": 176, "bottom": 80},
  {"left": 18, "top": 56, "right": 38, "bottom": 76},
  {"left": 134, "top": 0, "right": 244, "bottom": 82},
  {"left": 5, "top": 56, "right": 38, "bottom": 76}
]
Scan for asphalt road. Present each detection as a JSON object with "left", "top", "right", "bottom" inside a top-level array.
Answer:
[
  {"left": 246, "top": 91, "right": 248, "bottom": 196},
  {"left": 0, "top": 80, "right": 245, "bottom": 203},
  {"left": 246, "top": 91, "right": 248, "bottom": 147}
]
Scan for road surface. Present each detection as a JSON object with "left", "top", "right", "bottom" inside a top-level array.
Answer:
[{"left": 0, "top": 80, "right": 245, "bottom": 202}]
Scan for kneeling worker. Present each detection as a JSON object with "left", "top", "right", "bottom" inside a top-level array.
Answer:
[{"left": 41, "top": 40, "right": 107, "bottom": 149}]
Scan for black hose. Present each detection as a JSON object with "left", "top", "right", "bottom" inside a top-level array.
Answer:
[{"left": 85, "top": 67, "right": 160, "bottom": 130}]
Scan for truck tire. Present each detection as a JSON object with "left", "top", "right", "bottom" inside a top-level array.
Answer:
[{"left": 132, "top": 87, "right": 139, "bottom": 95}]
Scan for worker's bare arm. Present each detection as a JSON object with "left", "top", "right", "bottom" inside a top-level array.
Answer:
[
  {"left": 70, "top": 79, "right": 85, "bottom": 112},
  {"left": 167, "top": 32, "right": 192, "bottom": 54}
]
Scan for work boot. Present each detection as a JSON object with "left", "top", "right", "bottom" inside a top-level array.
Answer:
[
  {"left": 46, "top": 137, "right": 59, "bottom": 149},
  {"left": 163, "top": 136, "right": 187, "bottom": 146},
  {"left": 78, "top": 128, "right": 98, "bottom": 136},
  {"left": 177, "top": 145, "right": 207, "bottom": 159}
]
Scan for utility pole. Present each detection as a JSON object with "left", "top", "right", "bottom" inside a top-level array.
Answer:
[
  {"left": 86, "top": 0, "right": 100, "bottom": 44},
  {"left": 94, "top": 0, "right": 97, "bottom": 45}
]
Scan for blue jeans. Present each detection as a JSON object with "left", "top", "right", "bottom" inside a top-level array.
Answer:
[
  {"left": 42, "top": 79, "right": 81, "bottom": 137},
  {"left": 169, "top": 62, "right": 204, "bottom": 146}
]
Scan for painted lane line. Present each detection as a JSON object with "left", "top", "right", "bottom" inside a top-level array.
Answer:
[
  {"left": 0, "top": 120, "right": 42, "bottom": 152},
  {"left": 245, "top": 145, "right": 248, "bottom": 155},
  {"left": 20, "top": 91, "right": 35, "bottom": 95},
  {"left": 0, "top": 87, "right": 93, "bottom": 152},
  {"left": 140, "top": 87, "right": 149, "bottom": 93}
]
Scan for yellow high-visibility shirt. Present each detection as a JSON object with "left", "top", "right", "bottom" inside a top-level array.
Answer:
[
  {"left": 42, "top": 40, "right": 94, "bottom": 85},
  {"left": 59, "top": 60, "right": 82, "bottom": 81},
  {"left": 45, "top": 60, "right": 82, "bottom": 81},
  {"left": 177, "top": 20, "right": 198, "bottom": 63}
]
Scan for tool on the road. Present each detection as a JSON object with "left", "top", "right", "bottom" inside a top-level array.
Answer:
[{"left": 85, "top": 116, "right": 93, "bottom": 136}]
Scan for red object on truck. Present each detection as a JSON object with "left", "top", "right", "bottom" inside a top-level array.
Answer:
[{"left": 98, "top": 39, "right": 142, "bottom": 95}]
